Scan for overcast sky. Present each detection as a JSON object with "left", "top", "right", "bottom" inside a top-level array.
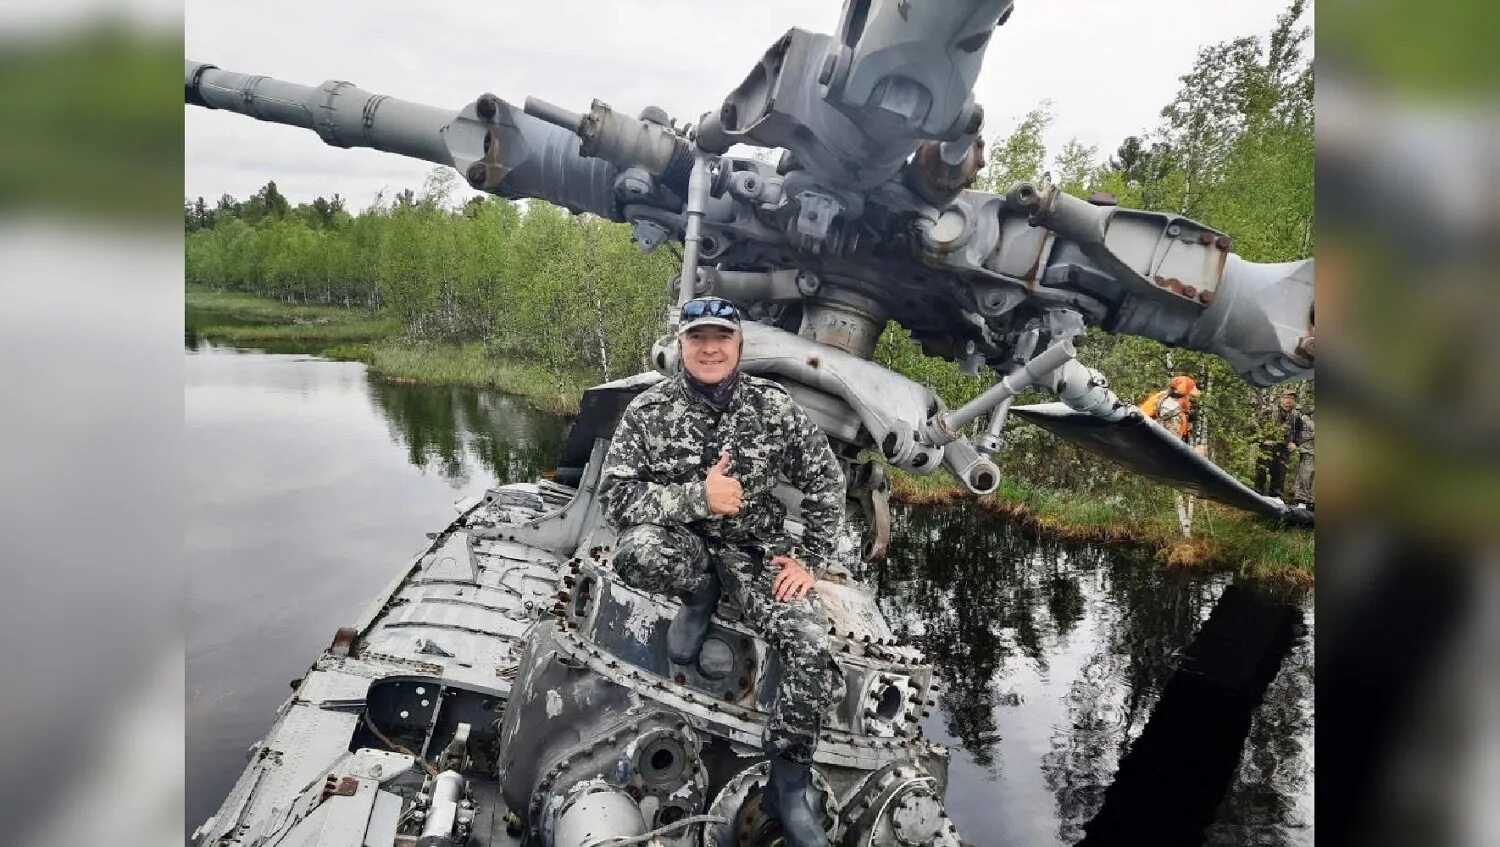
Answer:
[{"left": 185, "top": 0, "right": 1306, "bottom": 210}]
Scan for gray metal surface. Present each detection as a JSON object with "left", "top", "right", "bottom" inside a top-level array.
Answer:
[{"left": 1009, "top": 402, "right": 1313, "bottom": 524}]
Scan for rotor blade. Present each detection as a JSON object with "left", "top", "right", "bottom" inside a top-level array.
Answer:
[{"left": 1009, "top": 402, "right": 1312, "bottom": 525}]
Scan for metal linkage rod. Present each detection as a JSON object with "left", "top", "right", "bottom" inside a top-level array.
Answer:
[
  {"left": 672, "top": 153, "right": 715, "bottom": 326},
  {"left": 939, "top": 338, "right": 1076, "bottom": 436}
]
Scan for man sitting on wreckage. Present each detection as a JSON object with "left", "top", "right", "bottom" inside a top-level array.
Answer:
[{"left": 598, "top": 296, "right": 846, "bottom": 847}]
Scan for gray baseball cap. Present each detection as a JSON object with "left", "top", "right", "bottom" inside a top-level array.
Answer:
[{"left": 678, "top": 296, "right": 742, "bottom": 334}]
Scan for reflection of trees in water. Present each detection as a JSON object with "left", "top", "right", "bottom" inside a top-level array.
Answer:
[
  {"left": 878, "top": 498, "right": 1312, "bottom": 845},
  {"left": 365, "top": 379, "right": 566, "bottom": 488},
  {"left": 1042, "top": 559, "right": 1224, "bottom": 843},
  {"left": 877, "top": 503, "right": 1087, "bottom": 768},
  {"left": 1042, "top": 559, "right": 1311, "bottom": 846},
  {"left": 1204, "top": 614, "right": 1314, "bottom": 846}
]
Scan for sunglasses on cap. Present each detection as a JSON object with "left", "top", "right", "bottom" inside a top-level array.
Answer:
[{"left": 680, "top": 297, "right": 742, "bottom": 323}]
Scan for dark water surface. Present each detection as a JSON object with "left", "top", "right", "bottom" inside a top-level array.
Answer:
[{"left": 186, "top": 344, "right": 1312, "bottom": 845}]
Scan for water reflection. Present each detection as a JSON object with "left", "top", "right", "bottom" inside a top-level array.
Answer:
[
  {"left": 184, "top": 344, "right": 569, "bottom": 835},
  {"left": 877, "top": 503, "right": 1313, "bottom": 846},
  {"left": 366, "top": 378, "right": 563, "bottom": 488}
]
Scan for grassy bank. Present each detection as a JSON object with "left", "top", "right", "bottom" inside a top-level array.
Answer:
[
  {"left": 324, "top": 342, "right": 589, "bottom": 416},
  {"left": 185, "top": 289, "right": 399, "bottom": 343},
  {"left": 187, "top": 289, "right": 592, "bottom": 414},
  {"left": 890, "top": 469, "right": 1315, "bottom": 584}
]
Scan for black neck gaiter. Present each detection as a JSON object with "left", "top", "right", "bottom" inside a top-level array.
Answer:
[{"left": 685, "top": 369, "right": 740, "bottom": 412}]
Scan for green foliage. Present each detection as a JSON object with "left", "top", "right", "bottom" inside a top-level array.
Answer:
[
  {"left": 974, "top": 102, "right": 1053, "bottom": 193},
  {"left": 186, "top": 175, "right": 673, "bottom": 389},
  {"left": 1, "top": 28, "right": 180, "bottom": 219}
]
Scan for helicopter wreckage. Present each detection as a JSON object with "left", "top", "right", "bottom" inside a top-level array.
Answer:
[{"left": 186, "top": 1, "right": 1313, "bottom": 844}]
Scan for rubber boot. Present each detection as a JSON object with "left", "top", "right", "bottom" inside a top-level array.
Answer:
[
  {"left": 761, "top": 755, "right": 828, "bottom": 847},
  {"left": 667, "top": 568, "right": 720, "bottom": 664}
]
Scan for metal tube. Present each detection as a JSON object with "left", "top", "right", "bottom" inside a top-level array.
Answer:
[
  {"left": 186, "top": 61, "right": 455, "bottom": 167},
  {"left": 941, "top": 438, "right": 1000, "bottom": 495},
  {"left": 1048, "top": 359, "right": 1130, "bottom": 421},
  {"left": 974, "top": 395, "right": 1012, "bottom": 456},
  {"left": 522, "top": 96, "right": 586, "bottom": 134},
  {"left": 673, "top": 153, "right": 714, "bottom": 325},
  {"left": 419, "top": 770, "right": 465, "bottom": 846},
  {"left": 186, "top": 61, "right": 621, "bottom": 219},
  {"left": 943, "top": 339, "right": 1075, "bottom": 432}
]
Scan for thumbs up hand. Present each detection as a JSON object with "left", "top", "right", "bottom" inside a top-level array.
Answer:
[{"left": 704, "top": 452, "right": 743, "bottom": 516}]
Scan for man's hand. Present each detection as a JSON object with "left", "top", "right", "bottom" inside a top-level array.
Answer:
[
  {"left": 704, "top": 452, "right": 742, "bottom": 516},
  {"left": 769, "top": 554, "right": 815, "bottom": 602}
]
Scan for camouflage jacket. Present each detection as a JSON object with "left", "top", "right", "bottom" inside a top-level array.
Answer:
[
  {"left": 599, "top": 372, "right": 846, "bottom": 574},
  {"left": 1293, "top": 415, "right": 1313, "bottom": 454},
  {"left": 1259, "top": 407, "right": 1306, "bottom": 449},
  {"left": 1155, "top": 394, "right": 1190, "bottom": 440}
]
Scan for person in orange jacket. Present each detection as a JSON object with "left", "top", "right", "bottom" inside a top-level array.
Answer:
[{"left": 1140, "top": 375, "right": 1201, "bottom": 441}]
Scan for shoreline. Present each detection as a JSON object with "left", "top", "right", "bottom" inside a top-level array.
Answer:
[
  {"left": 187, "top": 288, "right": 1313, "bottom": 583},
  {"left": 888, "top": 471, "right": 1314, "bottom": 585}
]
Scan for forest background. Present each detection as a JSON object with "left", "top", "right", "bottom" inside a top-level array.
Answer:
[{"left": 185, "top": 2, "right": 1314, "bottom": 569}]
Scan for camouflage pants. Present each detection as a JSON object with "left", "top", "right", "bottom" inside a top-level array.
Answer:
[
  {"left": 613, "top": 523, "right": 845, "bottom": 764},
  {"left": 1292, "top": 452, "right": 1314, "bottom": 504},
  {"left": 1254, "top": 448, "right": 1289, "bottom": 498}
]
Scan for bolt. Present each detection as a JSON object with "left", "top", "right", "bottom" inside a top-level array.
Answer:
[
  {"left": 1198, "top": 290, "right": 1215, "bottom": 305},
  {"left": 1198, "top": 231, "right": 1214, "bottom": 245},
  {"left": 1166, "top": 224, "right": 1181, "bottom": 237},
  {"left": 965, "top": 104, "right": 985, "bottom": 135},
  {"left": 465, "top": 162, "right": 488, "bottom": 188},
  {"left": 476, "top": 94, "right": 499, "bottom": 120}
]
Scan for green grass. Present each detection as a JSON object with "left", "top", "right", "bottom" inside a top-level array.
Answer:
[
  {"left": 891, "top": 466, "right": 1315, "bottom": 583},
  {"left": 186, "top": 288, "right": 399, "bottom": 343},
  {"left": 188, "top": 288, "right": 595, "bottom": 414},
  {"left": 325, "top": 342, "right": 593, "bottom": 416},
  {"left": 200, "top": 318, "right": 401, "bottom": 344}
]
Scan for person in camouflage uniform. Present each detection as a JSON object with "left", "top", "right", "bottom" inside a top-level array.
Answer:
[
  {"left": 1291, "top": 412, "right": 1314, "bottom": 506},
  {"left": 1254, "top": 391, "right": 1308, "bottom": 498},
  {"left": 598, "top": 296, "right": 845, "bottom": 847}
]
